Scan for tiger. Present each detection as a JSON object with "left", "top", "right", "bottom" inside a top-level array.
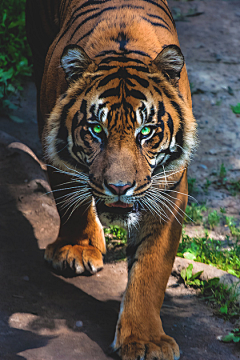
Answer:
[{"left": 26, "top": 0, "right": 197, "bottom": 359}]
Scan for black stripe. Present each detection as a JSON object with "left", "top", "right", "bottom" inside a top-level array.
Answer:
[
  {"left": 98, "top": 64, "right": 149, "bottom": 73},
  {"left": 57, "top": 98, "right": 77, "bottom": 145},
  {"left": 126, "top": 88, "right": 147, "bottom": 101},
  {"left": 97, "top": 68, "right": 127, "bottom": 88},
  {"left": 57, "top": 7, "right": 99, "bottom": 45},
  {"left": 159, "top": 101, "right": 184, "bottom": 167},
  {"left": 70, "top": 7, "right": 118, "bottom": 41},
  {"left": 84, "top": 75, "right": 102, "bottom": 95},
  {"left": 99, "top": 87, "right": 120, "bottom": 99},
  {"left": 158, "top": 101, "right": 165, "bottom": 118},
  {"left": 76, "top": 28, "right": 95, "bottom": 44},
  {"left": 167, "top": 113, "right": 174, "bottom": 138},
  {"left": 147, "top": 13, "right": 171, "bottom": 30},
  {"left": 97, "top": 68, "right": 149, "bottom": 89},
  {"left": 148, "top": 105, "right": 155, "bottom": 122},
  {"left": 142, "top": 0, "right": 175, "bottom": 26},
  {"left": 129, "top": 73, "right": 149, "bottom": 88},
  {"left": 161, "top": 85, "right": 172, "bottom": 99},
  {"left": 171, "top": 101, "right": 184, "bottom": 123},
  {"left": 135, "top": 182, "right": 151, "bottom": 192},
  {"left": 150, "top": 136, "right": 162, "bottom": 150},
  {"left": 96, "top": 49, "right": 151, "bottom": 58},
  {"left": 142, "top": 17, "right": 170, "bottom": 32},
  {"left": 71, "top": 4, "right": 145, "bottom": 42},
  {"left": 95, "top": 50, "right": 121, "bottom": 58},
  {"left": 99, "top": 56, "right": 146, "bottom": 65}
]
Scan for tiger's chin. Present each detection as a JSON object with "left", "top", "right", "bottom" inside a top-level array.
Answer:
[{"left": 96, "top": 201, "right": 141, "bottom": 229}]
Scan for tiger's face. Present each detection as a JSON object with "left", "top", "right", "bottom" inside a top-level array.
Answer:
[{"left": 44, "top": 45, "right": 196, "bottom": 227}]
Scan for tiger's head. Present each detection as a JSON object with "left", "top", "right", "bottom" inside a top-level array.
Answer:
[{"left": 44, "top": 44, "right": 196, "bottom": 227}]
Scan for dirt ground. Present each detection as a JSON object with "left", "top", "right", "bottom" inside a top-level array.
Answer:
[{"left": 0, "top": 0, "right": 240, "bottom": 359}]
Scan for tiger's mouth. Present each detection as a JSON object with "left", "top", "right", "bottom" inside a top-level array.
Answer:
[
  {"left": 96, "top": 200, "right": 141, "bottom": 215},
  {"left": 106, "top": 201, "right": 133, "bottom": 208}
]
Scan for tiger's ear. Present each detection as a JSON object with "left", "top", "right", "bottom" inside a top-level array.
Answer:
[
  {"left": 61, "top": 45, "right": 95, "bottom": 82},
  {"left": 152, "top": 45, "right": 184, "bottom": 81}
]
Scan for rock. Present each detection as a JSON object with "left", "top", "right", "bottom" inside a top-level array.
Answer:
[{"left": 172, "top": 257, "right": 240, "bottom": 304}]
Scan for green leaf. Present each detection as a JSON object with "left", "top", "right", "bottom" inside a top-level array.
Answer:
[
  {"left": 183, "top": 252, "right": 196, "bottom": 260},
  {"left": 2, "top": 11, "right": 7, "bottom": 26},
  {"left": 0, "top": 68, "right": 14, "bottom": 83},
  {"left": 227, "top": 269, "right": 238, "bottom": 276},
  {"left": 233, "top": 337, "right": 240, "bottom": 343},
  {"left": 233, "top": 328, "right": 240, "bottom": 334},
  {"left": 6, "top": 83, "right": 15, "bottom": 93},
  {"left": 191, "top": 270, "right": 204, "bottom": 280},
  {"left": 220, "top": 304, "right": 228, "bottom": 314},
  {"left": 230, "top": 103, "right": 240, "bottom": 114},
  {"left": 221, "top": 333, "right": 234, "bottom": 342},
  {"left": 2, "top": 99, "right": 18, "bottom": 109},
  {"left": 8, "top": 18, "right": 25, "bottom": 29},
  {"left": 9, "top": 115, "right": 24, "bottom": 123},
  {"left": 180, "top": 268, "right": 187, "bottom": 281},
  {"left": 186, "top": 264, "right": 193, "bottom": 280}
]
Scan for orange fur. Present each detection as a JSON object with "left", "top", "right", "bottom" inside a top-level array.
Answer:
[{"left": 26, "top": 1, "right": 196, "bottom": 359}]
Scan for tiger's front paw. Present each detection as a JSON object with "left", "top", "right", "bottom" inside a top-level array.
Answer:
[
  {"left": 116, "top": 336, "right": 180, "bottom": 360},
  {"left": 44, "top": 242, "right": 103, "bottom": 275}
]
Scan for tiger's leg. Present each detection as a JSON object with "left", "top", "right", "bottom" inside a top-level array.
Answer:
[
  {"left": 112, "top": 172, "right": 188, "bottom": 360},
  {"left": 44, "top": 167, "right": 106, "bottom": 275}
]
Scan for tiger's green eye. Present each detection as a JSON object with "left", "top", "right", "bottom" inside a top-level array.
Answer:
[
  {"left": 92, "top": 124, "right": 103, "bottom": 134},
  {"left": 141, "top": 126, "right": 151, "bottom": 136}
]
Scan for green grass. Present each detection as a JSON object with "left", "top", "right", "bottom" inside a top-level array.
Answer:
[
  {"left": 180, "top": 265, "right": 240, "bottom": 321},
  {"left": 178, "top": 232, "right": 240, "bottom": 278},
  {"left": 104, "top": 205, "right": 240, "bottom": 276},
  {"left": 0, "top": 0, "right": 32, "bottom": 111},
  {"left": 184, "top": 203, "right": 207, "bottom": 224},
  {"left": 201, "top": 278, "right": 240, "bottom": 321},
  {"left": 209, "top": 162, "right": 240, "bottom": 196},
  {"left": 188, "top": 177, "right": 198, "bottom": 195},
  {"left": 207, "top": 210, "right": 220, "bottom": 229}
]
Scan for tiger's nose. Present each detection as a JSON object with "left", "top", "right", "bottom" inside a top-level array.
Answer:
[{"left": 105, "top": 181, "right": 135, "bottom": 195}]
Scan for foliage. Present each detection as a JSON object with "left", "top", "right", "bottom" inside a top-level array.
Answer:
[
  {"left": 206, "top": 162, "right": 240, "bottom": 196},
  {"left": 104, "top": 226, "right": 127, "bottom": 244},
  {"left": 184, "top": 203, "right": 207, "bottom": 224},
  {"left": 219, "top": 162, "right": 227, "bottom": 183},
  {"left": 203, "top": 179, "right": 212, "bottom": 193},
  {"left": 188, "top": 177, "right": 197, "bottom": 195},
  {"left": 227, "top": 180, "right": 240, "bottom": 196},
  {"left": 226, "top": 217, "right": 240, "bottom": 240},
  {"left": 202, "top": 277, "right": 240, "bottom": 320},
  {"left": 207, "top": 210, "right": 220, "bottom": 229},
  {"left": 230, "top": 103, "right": 240, "bottom": 115},
  {"left": 177, "top": 232, "right": 240, "bottom": 278},
  {"left": 221, "top": 328, "right": 240, "bottom": 343},
  {"left": 180, "top": 265, "right": 240, "bottom": 321},
  {"left": 180, "top": 263, "right": 203, "bottom": 287},
  {"left": 0, "top": 0, "right": 32, "bottom": 111}
]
